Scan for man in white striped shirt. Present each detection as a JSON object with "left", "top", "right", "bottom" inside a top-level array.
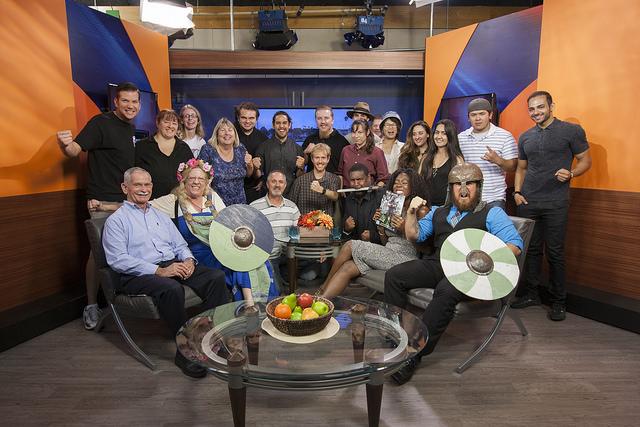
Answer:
[
  {"left": 458, "top": 98, "right": 518, "bottom": 209},
  {"left": 250, "top": 170, "right": 301, "bottom": 291}
]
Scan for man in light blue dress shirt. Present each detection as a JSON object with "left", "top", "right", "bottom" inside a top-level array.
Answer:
[{"left": 103, "top": 167, "right": 229, "bottom": 378}]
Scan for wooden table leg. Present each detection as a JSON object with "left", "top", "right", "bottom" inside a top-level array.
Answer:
[
  {"left": 366, "top": 382, "right": 383, "bottom": 427},
  {"left": 365, "top": 349, "right": 386, "bottom": 427},
  {"left": 287, "top": 253, "right": 298, "bottom": 294},
  {"left": 227, "top": 351, "right": 247, "bottom": 427}
]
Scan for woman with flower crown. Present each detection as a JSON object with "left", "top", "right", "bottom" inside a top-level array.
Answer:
[
  {"left": 319, "top": 168, "right": 429, "bottom": 298},
  {"left": 152, "top": 158, "right": 278, "bottom": 304}
]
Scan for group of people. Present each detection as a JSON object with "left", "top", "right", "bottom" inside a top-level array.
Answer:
[{"left": 57, "top": 82, "right": 591, "bottom": 382}]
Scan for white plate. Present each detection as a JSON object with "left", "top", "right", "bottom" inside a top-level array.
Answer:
[{"left": 261, "top": 317, "right": 340, "bottom": 344}]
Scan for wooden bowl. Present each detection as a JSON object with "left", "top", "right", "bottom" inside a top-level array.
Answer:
[{"left": 266, "top": 296, "right": 334, "bottom": 336}]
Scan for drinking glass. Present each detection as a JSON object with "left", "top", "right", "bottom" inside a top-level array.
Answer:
[
  {"left": 331, "top": 225, "right": 343, "bottom": 241},
  {"left": 288, "top": 225, "right": 300, "bottom": 241}
]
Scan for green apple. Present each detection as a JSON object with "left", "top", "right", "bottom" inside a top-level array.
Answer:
[
  {"left": 293, "top": 306, "right": 303, "bottom": 314},
  {"left": 290, "top": 312, "right": 302, "bottom": 321},
  {"left": 311, "top": 301, "right": 329, "bottom": 316},
  {"left": 282, "top": 293, "right": 297, "bottom": 311}
]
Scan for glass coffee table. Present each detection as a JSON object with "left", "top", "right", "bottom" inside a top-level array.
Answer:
[{"left": 176, "top": 296, "right": 428, "bottom": 427}]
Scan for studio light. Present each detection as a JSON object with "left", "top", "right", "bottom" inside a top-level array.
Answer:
[
  {"left": 344, "top": 14, "right": 385, "bottom": 50},
  {"left": 409, "top": 0, "right": 442, "bottom": 7},
  {"left": 140, "top": 0, "right": 195, "bottom": 34},
  {"left": 253, "top": 8, "right": 298, "bottom": 50}
]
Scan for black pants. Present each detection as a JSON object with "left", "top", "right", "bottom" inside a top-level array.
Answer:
[
  {"left": 120, "top": 260, "right": 228, "bottom": 336},
  {"left": 384, "top": 258, "right": 469, "bottom": 353},
  {"left": 517, "top": 200, "right": 569, "bottom": 305}
]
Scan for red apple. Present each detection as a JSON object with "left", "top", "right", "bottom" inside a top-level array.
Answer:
[{"left": 297, "top": 293, "right": 314, "bottom": 309}]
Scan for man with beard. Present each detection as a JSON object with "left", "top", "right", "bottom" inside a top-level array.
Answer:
[
  {"left": 383, "top": 163, "right": 523, "bottom": 384},
  {"left": 235, "top": 101, "right": 268, "bottom": 202},
  {"left": 289, "top": 143, "right": 341, "bottom": 217},
  {"left": 342, "top": 163, "right": 383, "bottom": 242},
  {"left": 510, "top": 91, "right": 591, "bottom": 321},
  {"left": 301, "top": 105, "right": 349, "bottom": 174},
  {"left": 102, "top": 167, "right": 228, "bottom": 378},
  {"left": 255, "top": 111, "right": 305, "bottom": 196},
  {"left": 57, "top": 82, "right": 140, "bottom": 330}
]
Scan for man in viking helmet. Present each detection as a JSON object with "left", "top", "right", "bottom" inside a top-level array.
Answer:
[{"left": 384, "top": 163, "right": 523, "bottom": 384}]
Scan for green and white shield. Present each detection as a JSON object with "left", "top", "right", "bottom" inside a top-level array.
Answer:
[{"left": 440, "top": 228, "right": 519, "bottom": 300}]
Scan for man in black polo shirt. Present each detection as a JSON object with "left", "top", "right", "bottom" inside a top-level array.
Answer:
[
  {"left": 342, "top": 163, "right": 383, "bottom": 243},
  {"left": 56, "top": 82, "right": 140, "bottom": 330},
  {"left": 301, "top": 105, "right": 349, "bottom": 174},
  {"left": 255, "top": 111, "right": 305, "bottom": 196},
  {"left": 235, "top": 101, "right": 268, "bottom": 202},
  {"left": 511, "top": 91, "right": 592, "bottom": 321}
]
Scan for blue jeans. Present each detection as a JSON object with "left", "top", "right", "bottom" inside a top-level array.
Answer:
[
  {"left": 517, "top": 200, "right": 569, "bottom": 305},
  {"left": 485, "top": 199, "right": 506, "bottom": 211}
]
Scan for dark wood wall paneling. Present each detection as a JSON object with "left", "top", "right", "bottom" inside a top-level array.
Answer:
[
  {"left": 0, "top": 190, "right": 89, "bottom": 311},
  {"left": 169, "top": 50, "right": 425, "bottom": 73},
  {"left": 566, "top": 188, "right": 640, "bottom": 301}
]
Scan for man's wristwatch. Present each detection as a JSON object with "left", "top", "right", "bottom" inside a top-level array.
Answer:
[
  {"left": 322, "top": 188, "right": 327, "bottom": 195},
  {"left": 513, "top": 191, "right": 522, "bottom": 197}
]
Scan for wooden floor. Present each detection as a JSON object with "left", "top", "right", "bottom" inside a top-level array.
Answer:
[{"left": 1, "top": 303, "right": 639, "bottom": 426}]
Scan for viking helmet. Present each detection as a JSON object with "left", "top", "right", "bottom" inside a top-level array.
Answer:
[{"left": 445, "top": 163, "right": 485, "bottom": 212}]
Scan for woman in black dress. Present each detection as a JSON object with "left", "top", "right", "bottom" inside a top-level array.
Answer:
[
  {"left": 420, "top": 119, "right": 464, "bottom": 206},
  {"left": 135, "top": 109, "right": 193, "bottom": 198}
]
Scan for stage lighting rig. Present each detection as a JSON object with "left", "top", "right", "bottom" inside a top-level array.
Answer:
[{"left": 344, "top": 1, "right": 387, "bottom": 50}]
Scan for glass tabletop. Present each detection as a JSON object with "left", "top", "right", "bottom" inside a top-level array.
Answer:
[{"left": 176, "top": 296, "right": 428, "bottom": 389}]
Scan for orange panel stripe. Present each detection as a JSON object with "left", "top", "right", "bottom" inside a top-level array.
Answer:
[
  {"left": 121, "top": 20, "right": 172, "bottom": 110},
  {"left": 423, "top": 24, "right": 478, "bottom": 126},
  {"left": 500, "top": 79, "right": 537, "bottom": 142}
]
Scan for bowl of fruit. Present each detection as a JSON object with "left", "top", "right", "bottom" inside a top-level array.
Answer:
[{"left": 266, "top": 293, "right": 334, "bottom": 336}]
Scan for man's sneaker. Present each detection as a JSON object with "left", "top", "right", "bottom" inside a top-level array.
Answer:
[
  {"left": 511, "top": 295, "right": 541, "bottom": 309},
  {"left": 83, "top": 304, "right": 102, "bottom": 330},
  {"left": 548, "top": 303, "right": 566, "bottom": 321}
]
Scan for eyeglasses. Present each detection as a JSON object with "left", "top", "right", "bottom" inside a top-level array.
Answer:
[
  {"left": 383, "top": 123, "right": 398, "bottom": 129},
  {"left": 182, "top": 114, "right": 197, "bottom": 119},
  {"left": 187, "top": 177, "right": 206, "bottom": 182}
]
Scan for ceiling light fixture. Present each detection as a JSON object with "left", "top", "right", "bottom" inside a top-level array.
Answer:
[{"left": 140, "top": 0, "right": 195, "bottom": 34}]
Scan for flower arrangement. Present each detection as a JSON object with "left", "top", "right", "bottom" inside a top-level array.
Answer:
[
  {"left": 177, "top": 158, "right": 213, "bottom": 182},
  {"left": 298, "top": 210, "right": 334, "bottom": 230}
]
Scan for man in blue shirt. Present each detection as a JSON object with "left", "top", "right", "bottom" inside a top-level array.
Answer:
[
  {"left": 103, "top": 167, "right": 229, "bottom": 378},
  {"left": 384, "top": 163, "right": 523, "bottom": 384}
]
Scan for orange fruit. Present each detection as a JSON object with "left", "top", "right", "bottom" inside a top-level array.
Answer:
[{"left": 274, "top": 303, "right": 292, "bottom": 319}]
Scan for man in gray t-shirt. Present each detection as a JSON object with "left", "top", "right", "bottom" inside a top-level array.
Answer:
[{"left": 511, "top": 91, "right": 591, "bottom": 321}]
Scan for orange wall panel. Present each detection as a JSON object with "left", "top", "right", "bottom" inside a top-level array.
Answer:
[
  {"left": 423, "top": 25, "right": 477, "bottom": 125},
  {"left": 537, "top": 0, "right": 640, "bottom": 192},
  {"left": 0, "top": 0, "right": 79, "bottom": 197}
]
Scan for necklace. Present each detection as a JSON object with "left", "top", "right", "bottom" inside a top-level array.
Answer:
[{"left": 189, "top": 198, "right": 204, "bottom": 212}]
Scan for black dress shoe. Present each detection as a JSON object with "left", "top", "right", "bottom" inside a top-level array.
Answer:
[
  {"left": 548, "top": 303, "right": 566, "bottom": 321},
  {"left": 175, "top": 351, "right": 207, "bottom": 379},
  {"left": 511, "top": 295, "right": 541, "bottom": 309},
  {"left": 391, "top": 356, "right": 421, "bottom": 386}
]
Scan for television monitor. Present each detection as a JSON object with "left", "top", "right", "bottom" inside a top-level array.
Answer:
[
  {"left": 255, "top": 107, "right": 354, "bottom": 146},
  {"left": 438, "top": 93, "right": 498, "bottom": 134},
  {"left": 107, "top": 83, "right": 159, "bottom": 140}
]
